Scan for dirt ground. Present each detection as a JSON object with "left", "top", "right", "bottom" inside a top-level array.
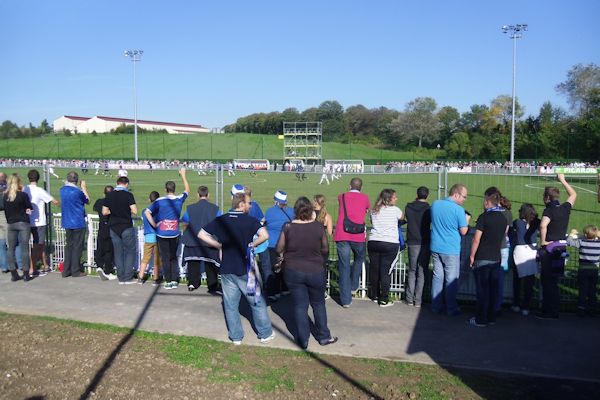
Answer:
[{"left": 1, "top": 313, "right": 598, "bottom": 400}]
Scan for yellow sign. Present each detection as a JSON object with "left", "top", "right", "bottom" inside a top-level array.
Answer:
[{"left": 277, "top": 135, "right": 284, "bottom": 139}]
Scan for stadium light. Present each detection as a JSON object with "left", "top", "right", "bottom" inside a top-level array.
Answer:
[
  {"left": 124, "top": 49, "right": 144, "bottom": 162},
  {"left": 502, "top": 24, "right": 527, "bottom": 169}
]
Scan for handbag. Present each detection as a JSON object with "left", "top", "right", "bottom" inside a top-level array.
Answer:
[
  {"left": 272, "top": 253, "right": 285, "bottom": 274},
  {"left": 341, "top": 194, "right": 365, "bottom": 234}
]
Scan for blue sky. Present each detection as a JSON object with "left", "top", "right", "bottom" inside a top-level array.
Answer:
[{"left": 1, "top": 0, "right": 598, "bottom": 129}]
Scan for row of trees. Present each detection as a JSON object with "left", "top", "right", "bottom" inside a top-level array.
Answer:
[{"left": 224, "top": 63, "right": 599, "bottom": 161}]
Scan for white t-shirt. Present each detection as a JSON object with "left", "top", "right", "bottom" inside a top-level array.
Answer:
[
  {"left": 24, "top": 184, "right": 54, "bottom": 227},
  {"left": 118, "top": 169, "right": 128, "bottom": 177},
  {"left": 369, "top": 205, "right": 403, "bottom": 243}
]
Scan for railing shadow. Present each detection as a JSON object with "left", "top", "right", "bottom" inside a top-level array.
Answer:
[{"left": 77, "top": 284, "right": 160, "bottom": 400}]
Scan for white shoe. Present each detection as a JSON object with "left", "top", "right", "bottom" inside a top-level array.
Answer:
[
  {"left": 521, "top": 309, "right": 529, "bottom": 316},
  {"left": 510, "top": 305, "right": 521, "bottom": 313},
  {"left": 97, "top": 268, "right": 109, "bottom": 281},
  {"left": 232, "top": 340, "right": 242, "bottom": 346},
  {"left": 107, "top": 273, "right": 118, "bottom": 281},
  {"left": 260, "top": 333, "right": 275, "bottom": 344}
]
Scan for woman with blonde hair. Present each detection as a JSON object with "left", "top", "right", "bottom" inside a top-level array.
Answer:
[
  {"left": 313, "top": 195, "right": 333, "bottom": 237},
  {"left": 3, "top": 173, "right": 33, "bottom": 281},
  {"left": 368, "top": 189, "right": 403, "bottom": 307}
]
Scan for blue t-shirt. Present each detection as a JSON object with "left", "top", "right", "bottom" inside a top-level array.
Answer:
[
  {"left": 202, "top": 211, "right": 263, "bottom": 275},
  {"left": 430, "top": 198, "right": 468, "bottom": 256},
  {"left": 142, "top": 207, "right": 157, "bottom": 243},
  {"left": 146, "top": 192, "right": 188, "bottom": 238},
  {"left": 265, "top": 205, "right": 295, "bottom": 248},
  {"left": 248, "top": 200, "right": 264, "bottom": 221},
  {"left": 59, "top": 184, "right": 88, "bottom": 229}
]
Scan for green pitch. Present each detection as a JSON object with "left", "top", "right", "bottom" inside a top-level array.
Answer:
[{"left": 8, "top": 167, "right": 599, "bottom": 232}]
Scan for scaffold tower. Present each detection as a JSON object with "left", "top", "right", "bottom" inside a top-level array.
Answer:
[{"left": 283, "top": 122, "right": 322, "bottom": 165}]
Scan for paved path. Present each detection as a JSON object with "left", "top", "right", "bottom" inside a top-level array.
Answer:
[{"left": 1, "top": 272, "right": 598, "bottom": 382}]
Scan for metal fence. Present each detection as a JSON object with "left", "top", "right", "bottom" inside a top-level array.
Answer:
[{"left": 44, "top": 213, "right": 589, "bottom": 312}]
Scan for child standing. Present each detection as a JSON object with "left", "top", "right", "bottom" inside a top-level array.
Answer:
[
  {"left": 138, "top": 191, "right": 162, "bottom": 285},
  {"left": 567, "top": 225, "right": 600, "bottom": 316}
]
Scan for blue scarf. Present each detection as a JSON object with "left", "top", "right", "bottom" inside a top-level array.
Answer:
[{"left": 245, "top": 246, "right": 262, "bottom": 304}]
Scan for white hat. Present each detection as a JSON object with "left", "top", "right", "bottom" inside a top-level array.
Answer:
[
  {"left": 231, "top": 184, "right": 244, "bottom": 196},
  {"left": 274, "top": 190, "right": 287, "bottom": 204}
]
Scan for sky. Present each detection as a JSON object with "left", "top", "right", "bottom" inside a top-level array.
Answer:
[{"left": 1, "top": 0, "right": 599, "bottom": 130}]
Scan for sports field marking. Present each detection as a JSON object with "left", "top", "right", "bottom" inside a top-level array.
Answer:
[{"left": 525, "top": 183, "right": 597, "bottom": 195}]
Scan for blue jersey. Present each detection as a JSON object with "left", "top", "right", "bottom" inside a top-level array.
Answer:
[
  {"left": 60, "top": 184, "right": 88, "bottom": 229},
  {"left": 430, "top": 198, "right": 468, "bottom": 255},
  {"left": 147, "top": 192, "right": 188, "bottom": 238}
]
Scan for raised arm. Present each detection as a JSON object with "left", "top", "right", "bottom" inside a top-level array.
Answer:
[
  {"left": 180, "top": 168, "right": 190, "bottom": 194},
  {"left": 557, "top": 173, "right": 576, "bottom": 206}
]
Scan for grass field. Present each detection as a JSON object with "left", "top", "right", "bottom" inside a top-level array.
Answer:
[
  {"left": 7, "top": 167, "right": 599, "bottom": 232},
  {"left": 0, "top": 132, "right": 438, "bottom": 162}
]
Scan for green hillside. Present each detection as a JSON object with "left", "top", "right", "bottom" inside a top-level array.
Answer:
[{"left": 0, "top": 132, "right": 438, "bottom": 162}]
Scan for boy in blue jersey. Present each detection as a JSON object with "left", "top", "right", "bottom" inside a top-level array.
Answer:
[
  {"left": 145, "top": 168, "right": 190, "bottom": 290},
  {"left": 138, "top": 191, "right": 161, "bottom": 285}
]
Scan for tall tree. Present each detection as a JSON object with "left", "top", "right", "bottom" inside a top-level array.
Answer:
[
  {"left": 317, "top": 100, "right": 347, "bottom": 141},
  {"left": 437, "top": 106, "right": 461, "bottom": 146},
  {"left": 388, "top": 97, "right": 439, "bottom": 148},
  {"left": 555, "top": 63, "right": 600, "bottom": 115}
]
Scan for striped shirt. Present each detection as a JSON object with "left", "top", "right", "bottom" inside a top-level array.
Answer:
[
  {"left": 369, "top": 206, "right": 402, "bottom": 243},
  {"left": 567, "top": 237, "right": 600, "bottom": 269}
]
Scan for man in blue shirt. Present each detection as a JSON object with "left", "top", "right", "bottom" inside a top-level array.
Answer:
[
  {"left": 59, "top": 171, "right": 90, "bottom": 278},
  {"left": 145, "top": 168, "right": 190, "bottom": 290},
  {"left": 199, "top": 193, "right": 273, "bottom": 345},
  {"left": 430, "top": 183, "right": 470, "bottom": 315},
  {"left": 264, "top": 190, "right": 294, "bottom": 300}
]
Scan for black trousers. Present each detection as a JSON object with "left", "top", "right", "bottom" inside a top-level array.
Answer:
[
  {"left": 95, "top": 227, "right": 114, "bottom": 274},
  {"left": 64, "top": 228, "right": 86, "bottom": 277},
  {"left": 158, "top": 236, "right": 180, "bottom": 282},
  {"left": 187, "top": 260, "right": 220, "bottom": 290},
  {"left": 367, "top": 241, "right": 400, "bottom": 302},
  {"left": 540, "top": 250, "right": 560, "bottom": 317}
]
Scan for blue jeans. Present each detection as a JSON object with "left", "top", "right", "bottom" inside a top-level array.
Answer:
[
  {"left": 110, "top": 227, "right": 138, "bottom": 282},
  {"left": 431, "top": 252, "right": 461, "bottom": 314},
  {"left": 473, "top": 261, "right": 501, "bottom": 325},
  {"left": 0, "top": 239, "right": 7, "bottom": 271},
  {"left": 221, "top": 273, "right": 273, "bottom": 342},
  {"left": 284, "top": 267, "right": 331, "bottom": 348},
  {"left": 336, "top": 241, "right": 365, "bottom": 306},
  {"left": 7, "top": 222, "right": 31, "bottom": 272}
]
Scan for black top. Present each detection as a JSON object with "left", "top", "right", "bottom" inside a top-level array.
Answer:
[
  {"left": 104, "top": 189, "right": 136, "bottom": 235},
  {"left": 513, "top": 218, "right": 540, "bottom": 246},
  {"left": 543, "top": 202, "right": 571, "bottom": 242},
  {"left": 474, "top": 210, "right": 508, "bottom": 261},
  {"left": 3, "top": 191, "right": 33, "bottom": 224},
  {"left": 404, "top": 200, "right": 431, "bottom": 245},
  {"left": 202, "top": 211, "right": 262, "bottom": 276},
  {"left": 276, "top": 221, "right": 329, "bottom": 274},
  {"left": 181, "top": 199, "right": 219, "bottom": 247}
]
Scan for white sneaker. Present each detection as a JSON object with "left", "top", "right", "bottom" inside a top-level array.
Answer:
[
  {"left": 510, "top": 305, "right": 521, "bottom": 313},
  {"left": 232, "top": 340, "right": 242, "bottom": 346},
  {"left": 107, "top": 273, "right": 118, "bottom": 281},
  {"left": 521, "top": 309, "right": 529, "bottom": 316},
  {"left": 97, "top": 268, "right": 109, "bottom": 281},
  {"left": 259, "top": 333, "right": 276, "bottom": 344}
]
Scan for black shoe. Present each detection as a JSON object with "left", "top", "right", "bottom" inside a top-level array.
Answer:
[
  {"left": 534, "top": 312, "right": 559, "bottom": 320},
  {"left": 188, "top": 285, "right": 195, "bottom": 292},
  {"left": 10, "top": 270, "right": 22, "bottom": 282},
  {"left": 23, "top": 273, "right": 33, "bottom": 282},
  {"left": 319, "top": 337, "right": 338, "bottom": 346}
]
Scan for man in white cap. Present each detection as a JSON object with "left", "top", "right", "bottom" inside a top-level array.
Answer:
[{"left": 264, "top": 190, "right": 295, "bottom": 300}]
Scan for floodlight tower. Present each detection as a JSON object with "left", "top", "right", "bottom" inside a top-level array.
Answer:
[
  {"left": 502, "top": 24, "right": 527, "bottom": 170},
  {"left": 124, "top": 49, "right": 144, "bottom": 162}
]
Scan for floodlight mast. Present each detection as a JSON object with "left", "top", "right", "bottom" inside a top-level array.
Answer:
[
  {"left": 502, "top": 24, "right": 527, "bottom": 170},
  {"left": 124, "top": 49, "right": 144, "bottom": 162}
]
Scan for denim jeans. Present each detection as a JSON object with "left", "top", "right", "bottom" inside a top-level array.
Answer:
[
  {"left": 473, "top": 261, "right": 501, "bottom": 325},
  {"left": 336, "top": 241, "right": 365, "bottom": 306},
  {"left": 64, "top": 228, "right": 86, "bottom": 277},
  {"left": 7, "top": 222, "right": 31, "bottom": 272},
  {"left": 578, "top": 268, "right": 598, "bottom": 311},
  {"left": 0, "top": 239, "right": 7, "bottom": 271},
  {"left": 406, "top": 244, "right": 430, "bottom": 305},
  {"left": 221, "top": 273, "right": 273, "bottom": 342},
  {"left": 284, "top": 267, "right": 331, "bottom": 348},
  {"left": 431, "top": 252, "right": 461, "bottom": 314},
  {"left": 110, "top": 227, "right": 137, "bottom": 282},
  {"left": 258, "top": 249, "right": 272, "bottom": 294}
]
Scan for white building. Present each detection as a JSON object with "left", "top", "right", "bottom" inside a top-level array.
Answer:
[{"left": 53, "top": 115, "right": 210, "bottom": 134}]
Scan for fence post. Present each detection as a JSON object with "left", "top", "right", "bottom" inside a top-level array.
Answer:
[
  {"left": 187, "top": 137, "right": 189, "bottom": 160},
  {"left": 100, "top": 136, "right": 103, "bottom": 159}
]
